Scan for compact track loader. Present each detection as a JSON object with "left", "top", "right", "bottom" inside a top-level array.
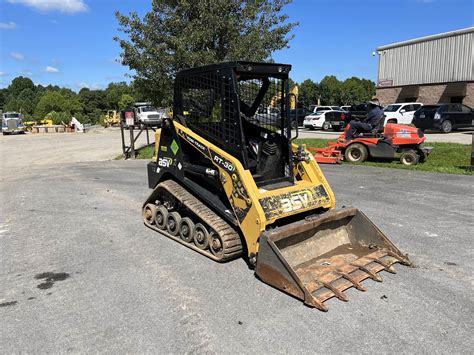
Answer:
[{"left": 143, "top": 62, "right": 410, "bottom": 311}]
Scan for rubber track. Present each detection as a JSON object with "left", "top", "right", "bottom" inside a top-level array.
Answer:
[{"left": 144, "top": 180, "right": 243, "bottom": 262}]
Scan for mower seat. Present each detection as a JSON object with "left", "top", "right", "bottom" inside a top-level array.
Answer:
[{"left": 358, "top": 118, "right": 385, "bottom": 138}]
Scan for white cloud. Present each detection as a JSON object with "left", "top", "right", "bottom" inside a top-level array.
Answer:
[
  {"left": 21, "top": 71, "right": 33, "bottom": 76},
  {"left": 0, "top": 72, "right": 7, "bottom": 77},
  {"left": 10, "top": 52, "right": 24, "bottom": 60},
  {"left": 0, "top": 21, "right": 17, "bottom": 29},
  {"left": 77, "top": 82, "right": 101, "bottom": 90},
  {"left": 7, "top": 0, "right": 88, "bottom": 14},
  {"left": 45, "top": 66, "right": 59, "bottom": 73}
]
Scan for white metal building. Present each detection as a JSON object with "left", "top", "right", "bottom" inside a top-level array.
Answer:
[{"left": 376, "top": 27, "right": 474, "bottom": 107}]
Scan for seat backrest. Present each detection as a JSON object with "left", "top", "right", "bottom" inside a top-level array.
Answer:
[{"left": 373, "top": 114, "right": 385, "bottom": 133}]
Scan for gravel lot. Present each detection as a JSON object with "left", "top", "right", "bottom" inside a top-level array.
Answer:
[
  {"left": 0, "top": 128, "right": 150, "bottom": 180},
  {"left": 1, "top": 131, "right": 473, "bottom": 353}
]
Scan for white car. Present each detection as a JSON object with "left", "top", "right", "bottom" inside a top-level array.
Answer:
[
  {"left": 303, "top": 111, "right": 332, "bottom": 130},
  {"left": 383, "top": 102, "right": 423, "bottom": 125},
  {"left": 309, "top": 105, "right": 341, "bottom": 113}
]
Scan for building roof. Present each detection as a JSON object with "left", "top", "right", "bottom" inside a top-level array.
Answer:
[{"left": 377, "top": 27, "right": 474, "bottom": 51}]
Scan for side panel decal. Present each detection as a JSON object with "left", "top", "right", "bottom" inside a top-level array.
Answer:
[
  {"left": 210, "top": 150, "right": 251, "bottom": 223},
  {"left": 176, "top": 128, "right": 211, "bottom": 158},
  {"left": 259, "top": 185, "right": 330, "bottom": 220},
  {"left": 176, "top": 126, "right": 251, "bottom": 224}
]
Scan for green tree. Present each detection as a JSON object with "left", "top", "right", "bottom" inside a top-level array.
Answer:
[
  {"left": 105, "top": 82, "right": 134, "bottom": 109},
  {"left": 34, "top": 91, "right": 66, "bottom": 119},
  {"left": 3, "top": 77, "right": 39, "bottom": 117},
  {"left": 34, "top": 91, "right": 83, "bottom": 120},
  {"left": 115, "top": 0, "right": 297, "bottom": 105},
  {"left": 340, "top": 77, "right": 376, "bottom": 105},
  {"left": 7, "top": 76, "right": 35, "bottom": 97},
  {"left": 319, "top": 75, "right": 342, "bottom": 105},
  {"left": 298, "top": 79, "right": 319, "bottom": 108},
  {"left": 4, "top": 88, "right": 37, "bottom": 117},
  {"left": 79, "top": 88, "right": 107, "bottom": 123},
  {"left": 0, "top": 89, "right": 8, "bottom": 110},
  {"left": 118, "top": 94, "right": 135, "bottom": 110}
]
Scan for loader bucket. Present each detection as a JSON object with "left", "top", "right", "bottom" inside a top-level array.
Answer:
[{"left": 255, "top": 208, "right": 410, "bottom": 311}]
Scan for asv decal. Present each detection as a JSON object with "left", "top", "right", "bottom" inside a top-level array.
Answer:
[
  {"left": 281, "top": 193, "right": 310, "bottom": 213},
  {"left": 158, "top": 157, "right": 173, "bottom": 167}
]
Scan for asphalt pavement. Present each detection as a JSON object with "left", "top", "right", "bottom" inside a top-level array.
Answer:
[{"left": 1, "top": 157, "right": 473, "bottom": 353}]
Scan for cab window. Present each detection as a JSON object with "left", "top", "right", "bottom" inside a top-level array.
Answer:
[
  {"left": 461, "top": 105, "right": 472, "bottom": 113},
  {"left": 449, "top": 104, "right": 461, "bottom": 112}
]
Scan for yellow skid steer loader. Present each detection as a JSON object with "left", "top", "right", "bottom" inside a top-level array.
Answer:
[{"left": 143, "top": 62, "right": 410, "bottom": 311}]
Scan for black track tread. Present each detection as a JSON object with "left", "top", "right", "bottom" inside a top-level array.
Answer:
[{"left": 144, "top": 179, "right": 243, "bottom": 262}]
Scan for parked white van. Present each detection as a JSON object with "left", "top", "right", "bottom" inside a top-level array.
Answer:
[{"left": 383, "top": 102, "right": 423, "bottom": 125}]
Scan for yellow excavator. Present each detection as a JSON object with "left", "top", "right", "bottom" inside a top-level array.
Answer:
[{"left": 142, "top": 62, "right": 410, "bottom": 311}]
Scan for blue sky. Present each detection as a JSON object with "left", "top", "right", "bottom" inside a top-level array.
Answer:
[{"left": 1, "top": 0, "right": 473, "bottom": 90}]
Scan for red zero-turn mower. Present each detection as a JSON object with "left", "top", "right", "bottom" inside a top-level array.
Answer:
[{"left": 310, "top": 123, "right": 433, "bottom": 165}]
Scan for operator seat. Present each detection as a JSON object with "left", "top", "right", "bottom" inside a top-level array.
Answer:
[{"left": 358, "top": 114, "right": 385, "bottom": 138}]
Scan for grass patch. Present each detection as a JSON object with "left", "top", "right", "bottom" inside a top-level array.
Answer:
[
  {"left": 114, "top": 144, "right": 155, "bottom": 160},
  {"left": 296, "top": 138, "right": 472, "bottom": 175},
  {"left": 295, "top": 138, "right": 332, "bottom": 148},
  {"left": 135, "top": 138, "right": 472, "bottom": 175},
  {"left": 137, "top": 144, "right": 155, "bottom": 159}
]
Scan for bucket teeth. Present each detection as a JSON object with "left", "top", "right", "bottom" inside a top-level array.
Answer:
[
  {"left": 386, "top": 250, "right": 411, "bottom": 266},
  {"left": 370, "top": 257, "right": 397, "bottom": 274},
  {"left": 305, "top": 297, "right": 328, "bottom": 312},
  {"left": 321, "top": 282, "right": 348, "bottom": 302},
  {"left": 336, "top": 271, "right": 367, "bottom": 291},
  {"left": 351, "top": 263, "right": 383, "bottom": 282},
  {"left": 255, "top": 208, "right": 411, "bottom": 312}
]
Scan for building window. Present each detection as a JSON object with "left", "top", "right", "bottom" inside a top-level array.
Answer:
[{"left": 450, "top": 96, "right": 463, "bottom": 104}]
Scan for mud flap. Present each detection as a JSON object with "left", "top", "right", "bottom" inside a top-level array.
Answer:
[{"left": 255, "top": 208, "right": 410, "bottom": 311}]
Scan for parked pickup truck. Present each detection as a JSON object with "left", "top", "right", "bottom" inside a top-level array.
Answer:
[{"left": 326, "top": 104, "right": 368, "bottom": 130}]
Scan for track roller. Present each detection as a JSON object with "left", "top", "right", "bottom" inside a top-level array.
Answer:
[
  {"left": 193, "top": 223, "right": 210, "bottom": 250},
  {"left": 166, "top": 211, "right": 181, "bottom": 236},
  {"left": 210, "top": 231, "right": 224, "bottom": 258},
  {"left": 179, "top": 217, "right": 195, "bottom": 243},
  {"left": 143, "top": 203, "right": 157, "bottom": 225},
  {"left": 143, "top": 180, "right": 243, "bottom": 262},
  {"left": 155, "top": 206, "right": 168, "bottom": 229}
]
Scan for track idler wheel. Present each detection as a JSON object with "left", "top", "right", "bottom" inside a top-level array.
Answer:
[
  {"left": 179, "top": 217, "right": 195, "bottom": 243},
  {"left": 143, "top": 203, "right": 157, "bottom": 225},
  {"left": 155, "top": 206, "right": 168, "bottom": 229},
  {"left": 193, "top": 223, "right": 210, "bottom": 250},
  {"left": 166, "top": 211, "right": 181, "bottom": 236},
  {"left": 209, "top": 231, "right": 224, "bottom": 258}
]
